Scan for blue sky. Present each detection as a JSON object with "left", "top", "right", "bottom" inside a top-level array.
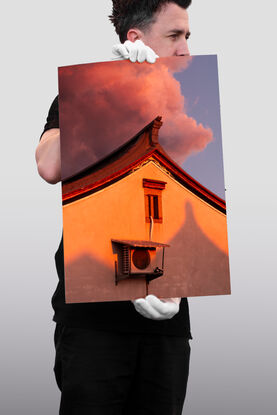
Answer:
[{"left": 174, "top": 55, "right": 226, "bottom": 200}]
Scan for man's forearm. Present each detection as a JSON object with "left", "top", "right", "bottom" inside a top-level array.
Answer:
[{"left": 35, "top": 128, "right": 61, "bottom": 184}]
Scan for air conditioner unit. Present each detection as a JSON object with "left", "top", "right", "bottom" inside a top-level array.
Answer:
[{"left": 111, "top": 239, "right": 170, "bottom": 285}]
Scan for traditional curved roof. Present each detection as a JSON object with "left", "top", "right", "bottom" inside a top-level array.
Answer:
[{"left": 62, "top": 116, "right": 226, "bottom": 213}]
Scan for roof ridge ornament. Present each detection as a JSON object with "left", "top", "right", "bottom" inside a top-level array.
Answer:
[{"left": 150, "top": 115, "right": 163, "bottom": 146}]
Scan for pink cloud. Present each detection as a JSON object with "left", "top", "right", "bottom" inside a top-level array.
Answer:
[{"left": 59, "top": 56, "right": 213, "bottom": 179}]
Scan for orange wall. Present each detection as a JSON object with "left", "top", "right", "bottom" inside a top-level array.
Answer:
[{"left": 63, "top": 159, "right": 230, "bottom": 302}]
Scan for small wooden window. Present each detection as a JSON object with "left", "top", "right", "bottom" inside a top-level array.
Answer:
[
  {"left": 143, "top": 178, "right": 166, "bottom": 223},
  {"left": 147, "top": 195, "right": 159, "bottom": 219}
]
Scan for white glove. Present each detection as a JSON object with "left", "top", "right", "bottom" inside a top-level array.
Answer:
[
  {"left": 112, "top": 39, "right": 159, "bottom": 63},
  {"left": 132, "top": 295, "right": 181, "bottom": 320}
]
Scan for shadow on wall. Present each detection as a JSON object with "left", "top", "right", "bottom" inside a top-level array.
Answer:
[
  {"left": 150, "top": 201, "right": 230, "bottom": 298},
  {"left": 65, "top": 201, "right": 230, "bottom": 303}
]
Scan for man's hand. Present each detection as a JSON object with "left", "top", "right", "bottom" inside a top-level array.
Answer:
[
  {"left": 132, "top": 295, "right": 181, "bottom": 320},
  {"left": 112, "top": 39, "right": 159, "bottom": 63}
]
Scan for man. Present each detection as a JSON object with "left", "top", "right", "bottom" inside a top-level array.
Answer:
[{"left": 36, "top": 1, "right": 192, "bottom": 414}]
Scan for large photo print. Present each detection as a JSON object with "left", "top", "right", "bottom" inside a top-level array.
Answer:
[{"left": 58, "top": 55, "right": 230, "bottom": 303}]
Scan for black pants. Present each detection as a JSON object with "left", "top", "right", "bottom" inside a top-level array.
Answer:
[{"left": 54, "top": 323, "right": 191, "bottom": 415}]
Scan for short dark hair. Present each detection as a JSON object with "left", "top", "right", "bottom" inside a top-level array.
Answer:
[{"left": 109, "top": 0, "right": 192, "bottom": 43}]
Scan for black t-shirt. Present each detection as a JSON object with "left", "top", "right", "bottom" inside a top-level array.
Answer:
[{"left": 40, "top": 95, "right": 192, "bottom": 338}]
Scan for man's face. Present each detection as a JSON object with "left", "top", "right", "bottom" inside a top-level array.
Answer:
[{"left": 138, "top": 3, "right": 191, "bottom": 57}]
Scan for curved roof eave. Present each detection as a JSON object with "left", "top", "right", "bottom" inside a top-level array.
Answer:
[{"left": 63, "top": 147, "right": 226, "bottom": 214}]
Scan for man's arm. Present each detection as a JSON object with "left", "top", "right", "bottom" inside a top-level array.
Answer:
[{"left": 35, "top": 128, "right": 61, "bottom": 184}]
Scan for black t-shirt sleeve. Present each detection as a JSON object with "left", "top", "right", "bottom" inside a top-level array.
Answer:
[{"left": 40, "top": 95, "right": 59, "bottom": 140}]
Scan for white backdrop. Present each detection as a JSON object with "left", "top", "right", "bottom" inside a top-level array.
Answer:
[{"left": 1, "top": 1, "right": 276, "bottom": 414}]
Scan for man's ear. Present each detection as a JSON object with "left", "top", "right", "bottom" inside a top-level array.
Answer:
[{"left": 126, "top": 28, "right": 144, "bottom": 42}]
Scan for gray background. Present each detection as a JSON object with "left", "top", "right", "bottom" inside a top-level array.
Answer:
[{"left": 1, "top": 1, "right": 276, "bottom": 414}]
